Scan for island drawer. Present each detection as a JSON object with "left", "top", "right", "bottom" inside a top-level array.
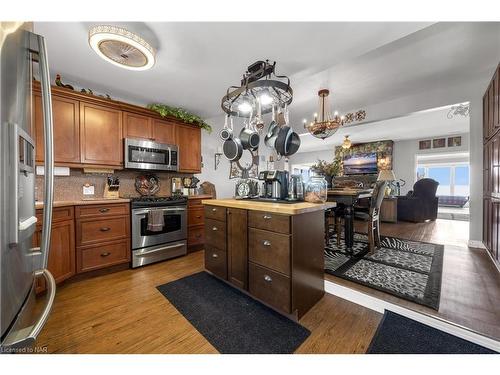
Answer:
[
  {"left": 249, "top": 262, "right": 291, "bottom": 314},
  {"left": 75, "top": 203, "right": 129, "bottom": 218},
  {"left": 204, "top": 218, "right": 226, "bottom": 251},
  {"left": 248, "top": 228, "right": 291, "bottom": 275},
  {"left": 204, "top": 205, "right": 226, "bottom": 222},
  {"left": 205, "top": 246, "right": 227, "bottom": 280},
  {"left": 248, "top": 211, "right": 290, "bottom": 234},
  {"left": 188, "top": 225, "right": 205, "bottom": 246},
  {"left": 78, "top": 240, "right": 129, "bottom": 273},
  {"left": 76, "top": 216, "right": 129, "bottom": 246}
]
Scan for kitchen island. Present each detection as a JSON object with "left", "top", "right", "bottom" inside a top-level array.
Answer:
[{"left": 202, "top": 199, "right": 335, "bottom": 319}]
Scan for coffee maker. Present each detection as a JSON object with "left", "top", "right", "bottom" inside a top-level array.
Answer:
[{"left": 259, "top": 170, "right": 289, "bottom": 200}]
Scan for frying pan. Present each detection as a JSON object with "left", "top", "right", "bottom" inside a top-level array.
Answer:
[
  {"left": 220, "top": 114, "right": 233, "bottom": 141},
  {"left": 222, "top": 115, "right": 243, "bottom": 161},
  {"left": 240, "top": 112, "right": 260, "bottom": 151}
]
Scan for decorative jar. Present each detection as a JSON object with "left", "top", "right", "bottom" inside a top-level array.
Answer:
[{"left": 304, "top": 176, "right": 328, "bottom": 203}]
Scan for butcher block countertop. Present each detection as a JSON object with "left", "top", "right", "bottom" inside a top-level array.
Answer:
[
  {"left": 35, "top": 198, "right": 131, "bottom": 209},
  {"left": 201, "top": 198, "right": 335, "bottom": 215}
]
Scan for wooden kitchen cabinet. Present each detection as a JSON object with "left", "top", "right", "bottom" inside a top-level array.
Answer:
[
  {"left": 34, "top": 207, "right": 76, "bottom": 292},
  {"left": 227, "top": 208, "right": 248, "bottom": 290},
  {"left": 177, "top": 124, "right": 201, "bottom": 173},
  {"left": 152, "top": 118, "right": 176, "bottom": 144},
  {"left": 123, "top": 111, "right": 152, "bottom": 140},
  {"left": 80, "top": 102, "right": 123, "bottom": 166},
  {"left": 34, "top": 93, "right": 81, "bottom": 164}
]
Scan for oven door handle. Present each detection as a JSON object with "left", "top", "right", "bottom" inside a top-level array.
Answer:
[
  {"left": 135, "top": 242, "right": 185, "bottom": 256},
  {"left": 133, "top": 207, "right": 186, "bottom": 216}
]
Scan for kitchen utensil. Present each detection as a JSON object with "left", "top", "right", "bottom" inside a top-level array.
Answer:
[
  {"left": 274, "top": 125, "right": 292, "bottom": 157},
  {"left": 239, "top": 110, "right": 260, "bottom": 151},
  {"left": 276, "top": 103, "right": 287, "bottom": 126},
  {"left": 255, "top": 100, "right": 265, "bottom": 132},
  {"left": 264, "top": 105, "right": 279, "bottom": 149},
  {"left": 219, "top": 114, "right": 233, "bottom": 141},
  {"left": 285, "top": 131, "right": 301, "bottom": 156},
  {"left": 223, "top": 115, "right": 243, "bottom": 161}
]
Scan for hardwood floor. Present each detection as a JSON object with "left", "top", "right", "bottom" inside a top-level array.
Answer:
[
  {"left": 325, "top": 218, "right": 500, "bottom": 341},
  {"left": 37, "top": 251, "right": 381, "bottom": 354}
]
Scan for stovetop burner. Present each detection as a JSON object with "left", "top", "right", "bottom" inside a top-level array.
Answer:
[{"left": 129, "top": 195, "right": 187, "bottom": 208}]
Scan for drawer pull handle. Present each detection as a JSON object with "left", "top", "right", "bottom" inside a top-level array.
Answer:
[
  {"left": 264, "top": 275, "right": 272, "bottom": 282},
  {"left": 263, "top": 240, "right": 271, "bottom": 246},
  {"left": 101, "top": 252, "right": 111, "bottom": 257},
  {"left": 211, "top": 208, "right": 217, "bottom": 212},
  {"left": 99, "top": 208, "right": 110, "bottom": 213},
  {"left": 100, "top": 227, "right": 110, "bottom": 232},
  {"left": 212, "top": 226, "right": 218, "bottom": 231},
  {"left": 196, "top": 215, "right": 202, "bottom": 219},
  {"left": 195, "top": 234, "right": 202, "bottom": 238},
  {"left": 263, "top": 215, "right": 272, "bottom": 220},
  {"left": 212, "top": 253, "right": 218, "bottom": 258}
]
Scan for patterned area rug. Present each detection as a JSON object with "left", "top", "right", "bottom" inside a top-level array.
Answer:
[{"left": 325, "top": 231, "right": 444, "bottom": 310}]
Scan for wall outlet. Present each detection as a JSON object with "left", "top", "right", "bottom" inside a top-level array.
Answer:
[{"left": 83, "top": 184, "right": 95, "bottom": 196}]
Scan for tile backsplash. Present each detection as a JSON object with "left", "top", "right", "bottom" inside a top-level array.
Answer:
[{"left": 36, "top": 169, "right": 191, "bottom": 201}]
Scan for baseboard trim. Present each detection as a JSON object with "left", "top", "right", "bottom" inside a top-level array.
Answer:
[
  {"left": 484, "top": 247, "right": 500, "bottom": 274},
  {"left": 324, "top": 279, "right": 500, "bottom": 353},
  {"left": 468, "top": 239, "right": 486, "bottom": 249}
]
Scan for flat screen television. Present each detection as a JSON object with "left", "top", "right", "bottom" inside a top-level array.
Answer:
[{"left": 343, "top": 152, "right": 378, "bottom": 175}]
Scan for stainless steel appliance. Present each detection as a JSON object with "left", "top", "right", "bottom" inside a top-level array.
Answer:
[
  {"left": 1, "top": 24, "right": 56, "bottom": 350},
  {"left": 130, "top": 196, "right": 187, "bottom": 268},
  {"left": 124, "top": 138, "right": 178, "bottom": 172},
  {"left": 260, "top": 170, "right": 288, "bottom": 200}
]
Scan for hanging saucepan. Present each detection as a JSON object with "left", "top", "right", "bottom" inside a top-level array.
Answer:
[
  {"left": 219, "top": 114, "right": 233, "bottom": 141},
  {"left": 285, "top": 131, "right": 301, "bottom": 156},
  {"left": 223, "top": 116, "right": 243, "bottom": 161},
  {"left": 239, "top": 110, "right": 260, "bottom": 151},
  {"left": 264, "top": 105, "right": 279, "bottom": 149},
  {"left": 275, "top": 125, "right": 292, "bottom": 157}
]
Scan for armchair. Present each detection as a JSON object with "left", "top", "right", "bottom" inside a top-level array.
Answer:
[{"left": 397, "top": 178, "right": 439, "bottom": 223}]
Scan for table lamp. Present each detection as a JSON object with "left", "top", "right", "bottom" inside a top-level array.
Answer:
[{"left": 377, "top": 169, "right": 396, "bottom": 197}]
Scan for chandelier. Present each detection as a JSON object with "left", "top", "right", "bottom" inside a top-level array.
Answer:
[
  {"left": 221, "top": 60, "right": 293, "bottom": 118},
  {"left": 303, "top": 89, "right": 344, "bottom": 140}
]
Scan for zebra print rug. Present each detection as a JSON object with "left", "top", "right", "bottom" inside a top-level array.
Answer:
[{"left": 325, "top": 231, "right": 444, "bottom": 310}]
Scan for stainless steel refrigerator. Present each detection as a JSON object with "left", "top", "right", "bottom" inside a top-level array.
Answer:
[{"left": 0, "top": 22, "right": 55, "bottom": 351}]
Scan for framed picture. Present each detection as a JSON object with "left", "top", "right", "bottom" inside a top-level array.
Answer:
[
  {"left": 419, "top": 140, "right": 431, "bottom": 150},
  {"left": 433, "top": 138, "right": 446, "bottom": 148},
  {"left": 447, "top": 136, "right": 462, "bottom": 147}
]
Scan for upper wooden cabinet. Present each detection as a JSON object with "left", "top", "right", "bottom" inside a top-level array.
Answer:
[
  {"left": 80, "top": 102, "right": 123, "bottom": 166},
  {"left": 177, "top": 123, "right": 201, "bottom": 173},
  {"left": 34, "top": 93, "right": 80, "bottom": 164},
  {"left": 123, "top": 112, "right": 152, "bottom": 140},
  {"left": 152, "top": 119, "right": 176, "bottom": 144}
]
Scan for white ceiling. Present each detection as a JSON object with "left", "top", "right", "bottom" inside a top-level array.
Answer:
[{"left": 298, "top": 104, "right": 470, "bottom": 153}]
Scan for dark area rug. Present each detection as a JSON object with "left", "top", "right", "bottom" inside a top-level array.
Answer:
[
  {"left": 156, "top": 271, "right": 310, "bottom": 354},
  {"left": 368, "top": 311, "right": 497, "bottom": 354},
  {"left": 325, "top": 231, "right": 444, "bottom": 310}
]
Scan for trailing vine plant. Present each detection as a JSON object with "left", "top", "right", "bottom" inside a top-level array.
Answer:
[{"left": 148, "top": 103, "right": 213, "bottom": 133}]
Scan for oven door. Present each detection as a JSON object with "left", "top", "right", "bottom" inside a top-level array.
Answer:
[{"left": 131, "top": 206, "right": 187, "bottom": 249}]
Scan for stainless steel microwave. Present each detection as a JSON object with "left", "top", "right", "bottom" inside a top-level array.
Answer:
[{"left": 124, "top": 138, "right": 178, "bottom": 171}]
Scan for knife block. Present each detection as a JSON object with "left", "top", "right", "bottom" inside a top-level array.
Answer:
[{"left": 103, "top": 184, "right": 120, "bottom": 199}]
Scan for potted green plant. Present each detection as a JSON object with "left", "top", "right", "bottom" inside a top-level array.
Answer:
[
  {"left": 311, "top": 158, "right": 342, "bottom": 188},
  {"left": 148, "top": 103, "right": 212, "bottom": 133}
]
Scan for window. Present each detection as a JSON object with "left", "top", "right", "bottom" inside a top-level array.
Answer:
[{"left": 416, "top": 163, "right": 469, "bottom": 196}]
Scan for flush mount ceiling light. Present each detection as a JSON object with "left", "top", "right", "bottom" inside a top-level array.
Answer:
[{"left": 88, "top": 25, "right": 156, "bottom": 71}]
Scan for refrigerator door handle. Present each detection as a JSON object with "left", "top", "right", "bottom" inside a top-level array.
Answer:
[
  {"left": 36, "top": 34, "right": 54, "bottom": 270},
  {"left": 1, "top": 269, "right": 56, "bottom": 348}
]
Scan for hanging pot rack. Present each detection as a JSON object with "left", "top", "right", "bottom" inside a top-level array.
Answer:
[{"left": 221, "top": 60, "right": 293, "bottom": 118}]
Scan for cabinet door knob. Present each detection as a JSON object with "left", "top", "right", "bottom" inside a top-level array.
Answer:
[
  {"left": 101, "top": 252, "right": 111, "bottom": 257},
  {"left": 196, "top": 215, "right": 202, "bottom": 219},
  {"left": 212, "top": 208, "right": 217, "bottom": 212},
  {"left": 212, "top": 253, "right": 218, "bottom": 258},
  {"left": 262, "top": 240, "right": 271, "bottom": 246},
  {"left": 263, "top": 215, "right": 272, "bottom": 220},
  {"left": 264, "top": 275, "right": 272, "bottom": 282},
  {"left": 212, "top": 226, "right": 218, "bottom": 231},
  {"left": 99, "top": 208, "right": 110, "bottom": 213},
  {"left": 100, "top": 227, "right": 110, "bottom": 232}
]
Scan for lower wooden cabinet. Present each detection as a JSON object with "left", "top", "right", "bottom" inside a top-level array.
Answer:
[
  {"left": 34, "top": 207, "right": 76, "bottom": 292},
  {"left": 204, "top": 246, "right": 227, "bottom": 280},
  {"left": 78, "top": 240, "right": 130, "bottom": 273},
  {"left": 249, "top": 262, "right": 291, "bottom": 314},
  {"left": 187, "top": 197, "right": 211, "bottom": 251},
  {"left": 227, "top": 208, "right": 248, "bottom": 289}
]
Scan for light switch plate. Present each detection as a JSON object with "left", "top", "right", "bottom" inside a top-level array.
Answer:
[{"left": 83, "top": 184, "right": 95, "bottom": 195}]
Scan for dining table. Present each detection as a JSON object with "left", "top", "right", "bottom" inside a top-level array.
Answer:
[{"left": 327, "top": 188, "right": 373, "bottom": 254}]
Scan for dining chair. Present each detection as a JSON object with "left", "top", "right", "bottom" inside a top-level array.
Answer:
[{"left": 354, "top": 180, "right": 387, "bottom": 253}]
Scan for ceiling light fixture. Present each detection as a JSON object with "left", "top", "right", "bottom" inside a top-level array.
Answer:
[
  {"left": 304, "top": 89, "right": 344, "bottom": 140},
  {"left": 238, "top": 101, "right": 253, "bottom": 113},
  {"left": 88, "top": 25, "right": 156, "bottom": 71},
  {"left": 259, "top": 91, "right": 274, "bottom": 106},
  {"left": 342, "top": 135, "right": 352, "bottom": 149}
]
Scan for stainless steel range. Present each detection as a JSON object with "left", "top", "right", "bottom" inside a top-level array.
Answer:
[{"left": 130, "top": 196, "right": 188, "bottom": 268}]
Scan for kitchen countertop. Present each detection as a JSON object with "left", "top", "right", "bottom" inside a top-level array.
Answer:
[
  {"left": 187, "top": 194, "right": 213, "bottom": 200},
  {"left": 202, "top": 198, "right": 336, "bottom": 215},
  {"left": 35, "top": 198, "right": 131, "bottom": 209}
]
